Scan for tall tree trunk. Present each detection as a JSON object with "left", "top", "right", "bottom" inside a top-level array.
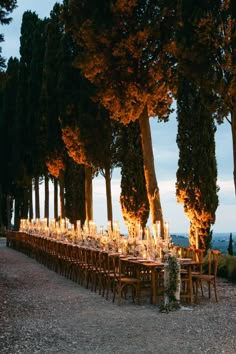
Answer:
[
  {"left": 138, "top": 105, "right": 164, "bottom": 235},
  {"left": 54, "top": 177, "right": 58, "bottom": 220},
  {"left": 34, "top": 176, "right": 40, "bottom": 218},
  {"left": 44, "top": 174, "right": 49, "bottom": 221},
  {"left": 231, "top": 111, "right": 236, "bottom": 194},
  {"left": 7, "top": 195, "right": 12, "bottom": 230},
  {"left": 84, "top": 165, "right": 93, "bottom": 224},
  {"left": 58, "top": 171, "right": 65, "bottom": 219},
  {"left": 29, "top": 180, "right": 33, "bottom": 220},
  {"left": 14, "top": 197, "right": 20, "bottom": 231},
  {"left": 104, "top": 165, "right": 113, "bottom": 224}
]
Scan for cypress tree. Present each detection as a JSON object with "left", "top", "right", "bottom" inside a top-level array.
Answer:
[
  {"left": 119, "top": 121, "right": 149, "bottom": 232},
  {"left": 42, "top": 5, "right": 69, "bottom": 219},
  {"left": 62, "top": 0, "right": 176, "bottom": 234},
  {"left": 64, "top": 157, "right": 86, "bottom": 226},
  {"left": 13, "top": 11, "right": 41, "bottom": 226},
  {"left": 0, "top": 57, "right": 19, "bottom": 228},
  {"left": 228, "top": 233, "right": 234, "bottom": 256},
  {"left": 176, "top": 76, "right": 219, "bottom": 250}
]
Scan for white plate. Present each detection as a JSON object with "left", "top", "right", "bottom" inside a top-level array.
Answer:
[
  {"left": 179, "top": 258, "right": 192, "bottom": 261},
  {"left": 136, "top": 259, "right": 149, "bottom": 262}
]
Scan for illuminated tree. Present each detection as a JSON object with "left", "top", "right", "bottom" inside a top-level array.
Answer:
[
  {"left": 62, "top": 0, "right": 176, "bottom": 235},
  {"left": 176, "top": 77, "right": 219, "bottom": 250},
  {"left": 46, "top": 153, "right": 66, "bottom": 219},
  {"left": 90, "top": 109, "right": 119, "bottom": 225},
  {"left": 28, "top": 16, "right": 48, "bottom": 219},
  {"left": 13, "top": 11, "right": 42, "bottom": 224},
  {"left": 61, "top": 123, "right": 93, "bottom": 222},
  {"left": 118, "top": 121, "right": 149, "bottom": 232},
  {"left": 174, "top": 1, "right": 222, "bottom": 249},
  {"left": 64, "top": 157, "right": 86, "bottom": 225},
  {"left": 56, "top": 10, "right": 118, "bottom": 225},
  {"left": 55, "top": 27, "right": 94, "bottom": 223},
  {"left": 174, "top": 1, "right": 236, "bottom": 198},
  {"left": 41, "top": 4, "right": 68, "bottom": 220}
]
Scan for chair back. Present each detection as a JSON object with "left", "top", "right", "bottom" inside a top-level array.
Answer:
[
  {"left": 109, "top": 254, "right": 121, "bottom": 280},
  {"left": 91, "top": 249, "right": 101, "bottom": 271},
  {"left": 194, "top": 249, "right": 204, "bottom": 263},
  {"left": 181, "top": 247, "right": 195, "bottom": 259},
  {"left": 208, "top": 250, "right": 220, "bottom": 276},
  {"left": 100, "top": 251, "right": 109, "bottom": 275}
]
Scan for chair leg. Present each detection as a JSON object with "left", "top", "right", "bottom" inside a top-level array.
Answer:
[{"left": 214, "top": 280, "right": 218, "bottom": 302}]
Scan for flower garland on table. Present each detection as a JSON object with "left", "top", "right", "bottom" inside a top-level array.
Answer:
[{"left": 159, "top": 254, "right": 181, "bottom": 313}]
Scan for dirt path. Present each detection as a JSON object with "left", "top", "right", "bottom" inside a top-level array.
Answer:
[{"left": 0, "top": 238, "right": 236, "bottom": 354}]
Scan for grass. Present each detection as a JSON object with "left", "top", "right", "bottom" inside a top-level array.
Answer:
[{"left": 217, "top": 254, "right": 236, "bottom": 282}]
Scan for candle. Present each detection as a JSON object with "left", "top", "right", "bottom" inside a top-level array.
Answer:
[
  {"left": 164, "top": 222, "right": 169, "bottom": 240},
  {"left": 77, "top": 220, "right": 81, "bottom": 230}
]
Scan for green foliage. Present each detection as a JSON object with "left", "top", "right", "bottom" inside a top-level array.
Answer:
[
  {"left": 119, "top": 121, "right": 149, "bottom": 229},
  {"left": 0, "top": 57, "right": 19, "bottom": 194},
  {"left": 176, "top": 77, "right": 219, "bottom": 250},
  {"left": 175, "top": 0, "right": 222, "bottom": 87},
  {"left": 64, "top": 158, "right": 85, "bottom": 225},
  {"left": 41, "top": 5, "right": 67, "bottom": 181},
  {"left": 62, "top": 0, "right": 175, "bottom": 124},
  {"left": 202, "top": 252, "right": 236, "bottom": 283},
  {"left": 217, "top": 254, "right": 236, "bottom": 282},
  {"left": 174, "top": 2, "right": 223, "bottom": 250}
]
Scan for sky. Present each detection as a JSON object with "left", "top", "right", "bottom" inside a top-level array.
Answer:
[{"left": 1, "top": 0, "right": 236, "bottom": 235}]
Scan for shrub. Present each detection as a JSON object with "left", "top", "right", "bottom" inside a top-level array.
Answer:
[
  {"left": 217, "top": 254, "right": 236, "bottom": 282},
  {"left": 201, "top": 252, "right": 236, "bottom": 282}
]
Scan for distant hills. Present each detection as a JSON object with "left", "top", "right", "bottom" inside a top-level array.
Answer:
[{"left": 171, "top": 233, "right": 235, "bottom": 254}]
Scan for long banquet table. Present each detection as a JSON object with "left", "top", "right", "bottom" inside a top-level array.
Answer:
[{"left": 6, "top": 230, "right": 200, "bottom": 306}]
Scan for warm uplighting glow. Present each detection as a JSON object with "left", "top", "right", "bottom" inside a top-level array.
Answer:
[{"left": 19, "top": 218, "right": 174, "bottom": 260}]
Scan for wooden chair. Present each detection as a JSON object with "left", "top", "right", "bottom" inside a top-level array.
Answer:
[
  {"left": 84, "top": 248, "right": 95, "bottom": 290},
  {"left": 57, "top": 243, "right": 70, "bottom": 277},
  {"left": 102, "top": 253, "right": 118, "bottom": 300},
  {"left": 112, "top": 256, "right": 141, "bottom": 305},
  {"left": 180, "top": 263, "right": 193, "bottom": 303},
  {"left": 69, "top": 245, "right": 82, "bottom": 283},
  {"left": 98, "top": 251, "right": 111, "bottom": 297},
  {"left": 193, "top": 250, "right": 220, "bottom": 302},
  {"left": 191, "top": 248, "right": 204, "bottom": 296},
  {"left": 180, "top": 248, "right": 204, "bottom": 303},
  {"left": 90, "top": 249, "right": 105, "bottom": 293},
  {"left": 76, "top": 247, "right": 89, "bottom": 286}
]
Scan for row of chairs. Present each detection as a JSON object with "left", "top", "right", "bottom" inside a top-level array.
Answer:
[{"left": 6, "top": 231, "right": 144, "bottom": 305}]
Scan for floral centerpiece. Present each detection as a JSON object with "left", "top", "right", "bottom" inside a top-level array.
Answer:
[{"left": 159, "top": 254, "right": 181, "bottom": 312}]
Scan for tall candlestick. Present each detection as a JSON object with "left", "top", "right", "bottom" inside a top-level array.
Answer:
[{"left": 164, "top": 221, "right": 169, "bottom": 240}]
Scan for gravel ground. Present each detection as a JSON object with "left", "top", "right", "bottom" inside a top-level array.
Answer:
[{"left": 0, "top": 237, "right": 236, "bottom": 354}]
